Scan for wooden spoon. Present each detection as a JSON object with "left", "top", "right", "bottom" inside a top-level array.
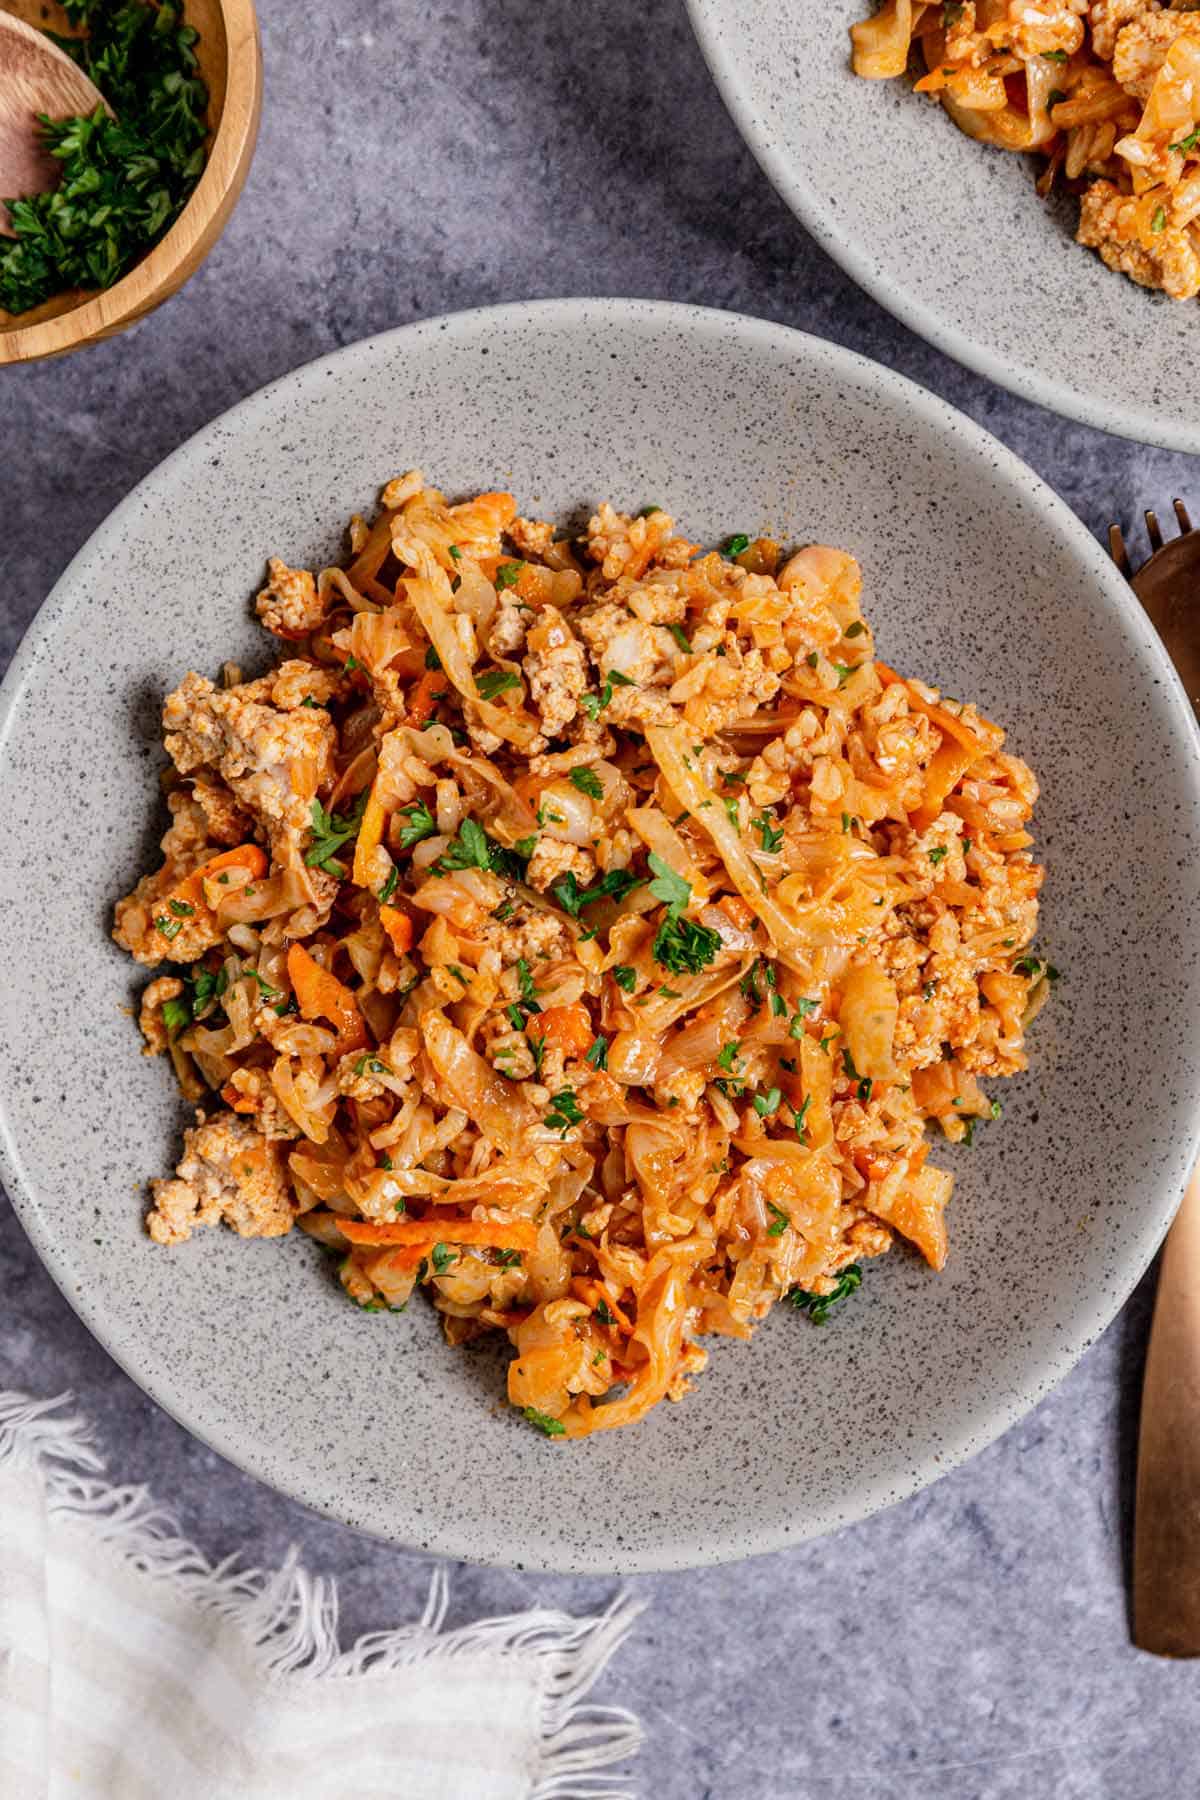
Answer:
[
  {"left": 1110, "top": 505, "right": 1200, "bottom": 1655},
  {"left": 0, "top": 13, "right": 109, "bottom": 237}
]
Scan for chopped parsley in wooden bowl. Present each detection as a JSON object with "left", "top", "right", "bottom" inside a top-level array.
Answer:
[{"left": 0, "top": 0, "right": 261, "bottom": 364}]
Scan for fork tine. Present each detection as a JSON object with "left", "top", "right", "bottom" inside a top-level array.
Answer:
[
  {"left": 1109, "top": 523, "right": 1132, "bottom": 578},
  {"left": 1174, "top": 498, "right": 1193, "bottom": 536},
  {"left": 1145, "top": 510, "right": 1164, "bottom": 551}
]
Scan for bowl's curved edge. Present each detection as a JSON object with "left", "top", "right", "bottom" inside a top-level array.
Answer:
[
  {"left": 3, "top": 296, "right": 1200, "bottom": 1573},
  {"left": 683, "top": 0, "right": 1200, "bottom": 457}
]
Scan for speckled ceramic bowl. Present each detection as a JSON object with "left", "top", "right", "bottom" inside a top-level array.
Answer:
[
  {"left": 687, "top": 0, "right": 1200, "bottom": 453},
  {"left": 1, "top": 300, "right": 1198, "bottom": 1573}
]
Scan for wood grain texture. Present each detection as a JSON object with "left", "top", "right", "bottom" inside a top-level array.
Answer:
[
  {"left": 0, "top": 0, "right": 260, "bottom": 364},
  {"left": 1134, "top": 1164, "right": 1200, "bottom": 1656},
  {"left": 0, "top": 14, "right": 108, "bottom": 231}
]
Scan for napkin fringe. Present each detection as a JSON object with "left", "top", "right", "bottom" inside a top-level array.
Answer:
[{"left": 0, "top": 1391, "right": 644, "bottom": 1798}]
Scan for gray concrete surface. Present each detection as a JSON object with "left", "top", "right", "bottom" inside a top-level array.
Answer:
[{"left": 3, "top": 3, "right": 1198, "bottom": 1794}]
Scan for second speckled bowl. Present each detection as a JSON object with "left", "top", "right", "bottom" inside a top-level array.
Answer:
[
  {"left": 687, "top": 0, "right": 1200, "bottom": 454},
  {"left": 1, "top": 300, "right": 1198, "bottom": 1572}
]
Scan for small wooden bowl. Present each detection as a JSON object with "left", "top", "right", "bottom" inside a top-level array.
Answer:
[{"left": 0, "top": 0, "right": 261, "bottom": 365}]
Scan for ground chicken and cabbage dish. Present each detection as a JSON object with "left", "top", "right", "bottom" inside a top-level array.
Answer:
[
  {"left": 853, "top": 1, "right": 1200, "bottom": 302},
  {"left": 114, "top": 475, "right": 1051, "bottom": 1439}
]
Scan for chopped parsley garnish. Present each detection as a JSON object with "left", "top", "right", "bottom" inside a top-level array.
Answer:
[
  {"left": 494, "top": 561, "right": 525, "bottom": 591},
  {"left": 1171, "top": 126, "right": 1200, "bottom": 154},
  {"left": 806, "top": 652, "right": 819, "bottom": 669},
  {"left": 653, "top": 913, "right": 721, "bottom": 976},
  {"left": 1151, "top": 206, "right": 1167, "bottom": 235},
  {"left": 523, "top": 1407, "right": 566, "bottom": 1437},
  {"left": 789, "top": 999, "right": 818, "bottom": 1034},
  {"left": 666, "top": 623, "right": 692, "bottom": 654},
  {"left": 430, "top": 1242, "right": 456, "bottom": 1275},
  {"left": 580, "top": 668, "right": 635, "bottom": 720},
  {"left": 753, "top": 811, "right": 783, "bottom": 854},
  {"left": 306, "top": 791, "right": 368, "bottom": 876},
  {"left": 155, "top": 916, "right": 183, "bottom": 940},
  {"left": 928, "top": 845, "right": 949, "bottom": 866},
  {"left": 551, "top": 866, "right": 641, "bottom": 917},
  {"left": 612, "top": 964, "right": 637, "bottom": 993},
  {"left": 766, "top": 1202, "right": 790, "bottom": 1237},
  {"left": 517, "top": 958, "right": 540, "bottom": 1006},
  {"left": 1014, "top": 954, "right": 1060, "bottom": 983},
  {"left": 792, "top": 1094, "right": 812, "bottom": 1139},
  {"left": 544, "top": 1089, "right": 583, "bottom": 1135},
  {"left": 841, "top": 1047, "right": 873, "bottom": 1103},
  {"left": 380, "top": 1154, "right": 394, "bottom": 1170},
  {"left": 476, "top": 669, "right": 522, "bottom": 702},
  {"left": 842, "top": 812, "right": 852, "bottom": 835},
  {"left": 1040, "top": 48, "right": 1067, "bottom": 62},
  {"left": 393, "top": 801, "right": 436, "bottom": 851},
  {"left": 438, "top": 817, "right": 491, "bottom": 872},
  {"left": 717, "top": 1041, "right": 741, "bottom": 1073},
  {"left": 595, "top": 1297, "right": 616, "bottom": 1326},
  {"left": 447, "top": 546, "right": 461, "bottom": 563},
  {"left": 568, "top": 766, "right": 605, "bottom": 801},
  {"left": 585, "top": 1034, "right": 609, "bottom": 1069},
  {"left": 752, "top": 1087, "right": 782, "bottom": 1118},
  {"left": 646, "top": 851, "right": 691, "bottom": 915},
  {"left": 721, "top": 533, "right": 750, "bottom": 559},
  {"left": 723, "top": 797, "right": 740, "bottom": 831},
  {"left": 425, "top": 646, "right": 443, "bottom": 669},
  {"left": 0, "top": 0, "right": 210, "bottom": 317},
  {"left": 495, "top": 1248, "right": 523, "bottom": 1268},
  {"left": 344, "top": 654, "right": 360, "bottom": 672},
  {"left": 161, "top": 996, "right": 190, "bottom": 1038},
  {"left": 168, "top": 898, "right": 194, "bottom": 918},
  {"left": 788, "top": 1264, "right": 863, "bottom": 1324}
]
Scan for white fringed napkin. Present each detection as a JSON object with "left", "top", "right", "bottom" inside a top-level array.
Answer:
[{"left": 0, "top": 1393, "right": 643, "bottom": 1799}]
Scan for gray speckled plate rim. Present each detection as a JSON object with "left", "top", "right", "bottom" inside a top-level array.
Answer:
[
  {"left": 685, "top": 0, "right": 1200, "bottom": 457},
  {"left": 2, "top": 298, "right": 1199, "bottom": 1574}
]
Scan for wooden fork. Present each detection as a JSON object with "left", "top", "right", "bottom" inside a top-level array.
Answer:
[{"left": 1109, "top": 502, "right": 1200, "bottom": 1656}]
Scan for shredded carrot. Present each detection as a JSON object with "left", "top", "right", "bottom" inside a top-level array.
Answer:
[
  {"left": 378, "top": 905, "right": 414, "bottom": 956},
  {"left": 286, "top": 943, "right": 368, "bottom": 1056},
  {"left": 527, "top": 1003, "right": 594, "bottom": 1058},
  {"left": 721, "top": 894, "right": 755, "bottom": 931},
  {"left": 407, "top": 668, "right": 445, "bottom": 726},
  {"left": 171, "top": 844, "right": 267, "bottom": 911},
  {"left": 221, "top": 1082, "right": 258, "bottom": 1114},
  {"left": 571, "top": 1276, "right": 634, "bottom": 1332},
  {"left": 351, "top": 777, "right": 388, "bottom": 887},
  {"left": 337, "top": 1216, "right": 538, "bottom": 1250}
]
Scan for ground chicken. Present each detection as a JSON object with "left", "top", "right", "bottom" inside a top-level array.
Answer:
[
  {"left": 113, "top": 789, "right": 233, "bottom": 967},
  {"left": 487, "top": 594, "right": 529, "bottom": 660},
  {"left": 577, "top": 602, "right": 675, "bottom": 687},
  {"left": 1089, "top": 0, "right": 1159, "bottom": 64},
  {"left": 998, "top": 0, "right": 1087, "bottom": 59},
  {"left": 1112, "top": 7, "right": 1198, "bottom": 97},
  {"left": 509, "top": 516, "right": 556, "bottom": 559},
  {"left": 524, "top": 838, "right": 597, "bottom": 894},
  {"left": 221, "top": 1069, "right": 301, "bottom": 1139},
  {"left": 138, "top": 976, "right": 184, "bottom": 1054},
  {"left": 479, "top": 906, "right": 574, "bottom": 967},
  {"left": 147, "top": 1113, "right": 294, "bottom": 1245},
  {"left": 1077, "top": 180, "right": 1200, "bottom": 297},
  {"left": 190, "top": 777, "right": 251, "bottom": 846},
  {"left": 163, "top": 670, "right": 336, "bottom": 843},
  {"left": 255, "top": 558, "right": 329, "bottom": 638},
  {"left": 522, "top": 606, "right": 589, "bottom": 743}
]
